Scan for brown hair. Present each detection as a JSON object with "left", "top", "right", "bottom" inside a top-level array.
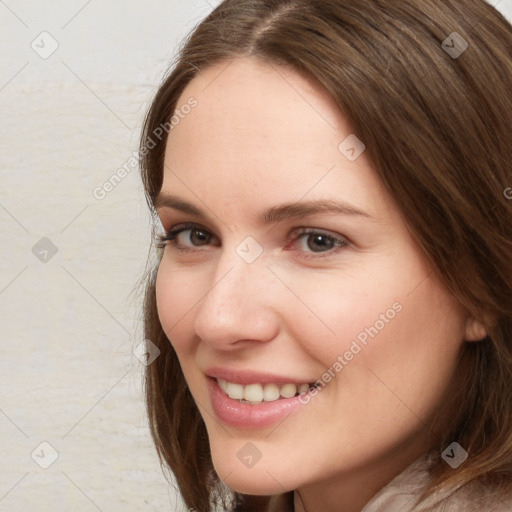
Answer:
[{"left": 139, "top": 1, "right": 512, "bottom": 510}]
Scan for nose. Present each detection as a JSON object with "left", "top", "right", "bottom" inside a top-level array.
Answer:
[{"left": 193, "top": 249, "right": 280, "bottom": 350}]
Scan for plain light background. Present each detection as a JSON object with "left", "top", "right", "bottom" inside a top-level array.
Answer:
[
  {"left": 1, "top": 1, "right": 511, "bottom": 511},
  {"left": 0, "top": 1, "right": 221, "bottom": 511}
]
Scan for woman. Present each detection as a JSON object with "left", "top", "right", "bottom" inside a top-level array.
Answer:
[{"left": 139, "top": 1, "right": 512, "bottom": 510}]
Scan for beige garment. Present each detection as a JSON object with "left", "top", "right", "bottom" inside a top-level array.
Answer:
[
  {"left": 361, "top": 452, "right": 512, "bottom": 512},
  {"left": 265, "top": 452, "right": 512, "bottom": 511}
]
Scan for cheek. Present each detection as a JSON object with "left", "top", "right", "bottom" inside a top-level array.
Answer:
[
  {"left": 366, "top": 277, "right": 466, "bottom": 402},
  {"left": 155, "top": 258, "right": 201, "bottom": 353},
  {"left": 318, "top": 276, "right": 466, "bottom": 436},
  {"left": 282, "top": 263, "right": 403, "bottom": 365},
  {"left": 297, "top": 246, "right": 460, "bottom": 366},
  {"left": 289, "top": 257, "right": 466, "bottom": 423}
]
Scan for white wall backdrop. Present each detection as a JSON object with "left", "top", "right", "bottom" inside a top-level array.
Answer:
[
  {"left": 0, "top": 1, "right": 510, "bottom": 511},
  {"left": 0, "top": 1, "right": 221, "bottom": 511}
]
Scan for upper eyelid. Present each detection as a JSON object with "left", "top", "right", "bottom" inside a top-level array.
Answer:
[
  {"left": 164, "top": 222, "right": 343, "bottom": 236},
  {"left": 166, "top": 222, "right": 218, "bottom": 238}
]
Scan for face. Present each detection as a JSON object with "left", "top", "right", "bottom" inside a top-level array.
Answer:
[{"left": 154, "top": 57, "right": 472, "bottom": 497}]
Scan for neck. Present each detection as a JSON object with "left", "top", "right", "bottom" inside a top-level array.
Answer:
[{"left": 292, "top": 438, "right": 432, "bottom": 512}]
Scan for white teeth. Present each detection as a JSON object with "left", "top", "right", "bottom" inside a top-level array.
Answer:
[
  {"left": 244, "top": 383, "right": 264, "bottom": 402},
  {"left": 218, "top": 378, "right": 309, "bottom": 404},
  {"left": 280, "top": 383, "right": 297, "bottom": 399},
  {"left": 218, "top": 378, "right": 228, "bottom": 393},
  {"left": 263, "top": 383, "right": 280, "bottom": 401},
  {"left": 226, "top": 382, "right": 244, "bottom": 400},
  {"left": 298, "top": 383, "right": 309, "bottom": 394}
]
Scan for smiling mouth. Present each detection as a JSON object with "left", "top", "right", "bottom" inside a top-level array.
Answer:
[{"left": 216, "top": 378, "right": 316, "bottom": 405}]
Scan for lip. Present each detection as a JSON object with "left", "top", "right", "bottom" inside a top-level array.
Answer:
[
  {"left": 205, "top": 367, "right": 314, "bottom": 386},
  {"left": 207, "top": 377, "right": 306, "bottom": 429}
]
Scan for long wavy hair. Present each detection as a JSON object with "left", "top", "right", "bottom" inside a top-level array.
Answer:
[{"left": 139, "top": 1, "right": 512, "bottom": 510}]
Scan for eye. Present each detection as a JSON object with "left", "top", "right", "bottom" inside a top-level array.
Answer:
[
  {"left": 288, "top": 228, "right": 349, "bottom": 259},
  {"left": 156, "top": 222, "right": 218, "bottom": 252},
  {"left": 156, "top": 223, "right": 349, "bottom": 258}
]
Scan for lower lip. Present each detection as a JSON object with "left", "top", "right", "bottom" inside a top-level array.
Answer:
[{"left": 207, "top": 378, "right": 306, "bottom": 429}]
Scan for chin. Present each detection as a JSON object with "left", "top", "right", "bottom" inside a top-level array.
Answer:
[
  {"left": 217, "top": 470, "right": 285, "bottom": 496},
  {"left": 210, "top": 449, "right": 294, "bottom": 496}
]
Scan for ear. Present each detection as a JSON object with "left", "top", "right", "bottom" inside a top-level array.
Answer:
[{"left": 464, "top": 317, "right": 488, "bottom": 342}]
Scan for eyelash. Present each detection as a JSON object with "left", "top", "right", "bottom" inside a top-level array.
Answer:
[{"left": 156, "top": 222, "right": 349, "bottom": 260}]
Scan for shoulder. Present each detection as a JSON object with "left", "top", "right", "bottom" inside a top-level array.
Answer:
[
  {"left": 362, "top": 452, "right": 512, "bottom": 512},
  {"left": 415, "top": 478, "right": 512, "bottom": 512}
]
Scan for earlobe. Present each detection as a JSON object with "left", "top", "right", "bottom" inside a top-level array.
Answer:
[{"left": 464, "top": 317, "right": 488, "bottom": 342}]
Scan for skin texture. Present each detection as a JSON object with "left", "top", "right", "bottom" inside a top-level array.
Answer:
[{"left": 154, "top": 57, "right": 485, "bottom": 512}]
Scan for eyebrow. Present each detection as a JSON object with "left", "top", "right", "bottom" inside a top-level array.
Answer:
[{"left": 154, "top": 193, "right": 372, "bottom": 224}]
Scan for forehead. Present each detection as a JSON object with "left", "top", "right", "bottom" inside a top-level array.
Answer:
[
  {"left": 166, "top": 57, "right": 345, "bottom": 156},
  {"left": 162, "top": 57, "right": 388, "bottom": 221}
]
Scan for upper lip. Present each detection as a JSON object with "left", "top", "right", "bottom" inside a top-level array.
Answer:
[{"left": 206, "top": 367, "right": 314, "bottom": 385}]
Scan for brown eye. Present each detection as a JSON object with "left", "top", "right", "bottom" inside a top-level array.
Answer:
[
  {"left": 187, "top": 228, "right": 211, "bottom": 246},
  {"left": 303, "top": 233, "right": 338, "bottom": 252},
  {"left": 157, "top": 223, "right": 218, "bottom": 250},
  {"left": 293, "top": 228, "right": 348, "bottom": 256},
  {"left": 286, "top": 228, "right": 350, "bottom": 260}
]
